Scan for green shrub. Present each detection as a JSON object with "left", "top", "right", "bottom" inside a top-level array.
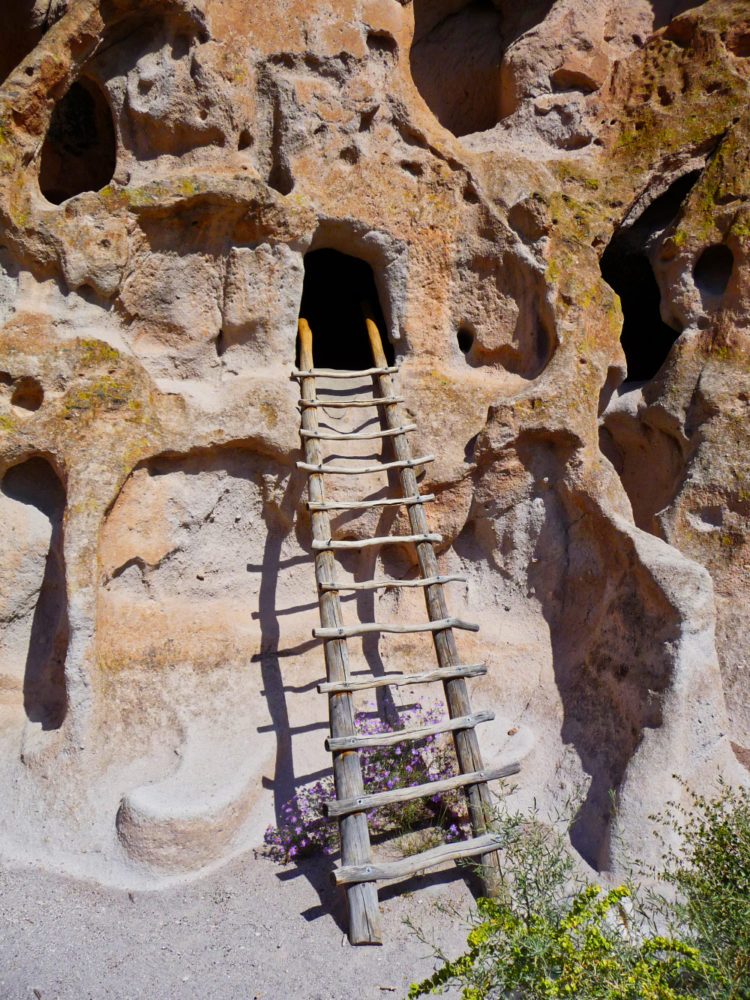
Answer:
[
  {"left": 410, "top": 883, "right": 710, "bottom": 998},
  {"left": 409, "top": 785, "right": 750, "bottom": 999},
  {"left": 655, "top": 782, "right": 750, "bottom": 1000}
]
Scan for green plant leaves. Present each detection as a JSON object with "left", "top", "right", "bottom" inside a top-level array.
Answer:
[{"left": 409, "top": 787, "right": 750, "bottom": 999}]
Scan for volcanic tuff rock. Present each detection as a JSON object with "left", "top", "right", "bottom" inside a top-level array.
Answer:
[{"left": 0, "top": 0, "right": 747, "bottom": 886}]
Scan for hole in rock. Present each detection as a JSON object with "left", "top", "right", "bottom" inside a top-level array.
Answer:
[
  {"left": 366, "top": 31, "right": 398, "bottom": 58},
  {"left": 298, "top": 249, "right": 393, "bottom": 369},
  {"left": 400, "top": 160, "right": 423, "bottom": 177},
  {"left": 238, "top": 128, "right": 253, "bottom": 150},
  {"left": 38, "top": 77, "right": 116, "bottom": 205},
  {"left": 550, "top": 66, "right": 599, "bottom": 93},
  {"left": 1, "top": 457, "right": 68, "bottom": 729},
  {"left": 171, "top": 33, "right": 191, "bottom": 60},
  {"left": 339, "top": 144, "right": 359, "bottom": 164},
  {"left": 657, "top": 85, "right": 673, "bottom": 106},
  {"left": 410, "top": 0, "right": 503, "bottom": 137},
  {"left": 457, "top": 324, "right": 474, "bottom": 354},
  {"left": 726, "top": 29, "right": 750, "bottom": 58},
  {"left": 600, "top": 171, "right": 700, "bottom": 382},
  {"left": 693, "top": 243, "right": 733, "bottom": 299},
  {"left": 11, "top": 376, "right": 44, "bottom": 411},
  {"left": 359, "top": 107, "right": 377, "bottom": 132},
  {"left": 267, "top": 93, "right": 294, "bottom": 197},
  {"left": 410, "top": 0, "right": 554, "bottom": 137},
  {"left": 268, "top": 161, "right": 294, "bottom": 195}
]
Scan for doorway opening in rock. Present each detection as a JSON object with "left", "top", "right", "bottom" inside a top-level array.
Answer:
[
  {"left": 599, "top": 170, "right": 700, "bottom": 382},
  {"left": 298, "top": 249, "right": 394, "bottom": 369},
  {"left": 38, "top": 76, "right": 116, "bottom": 205}
]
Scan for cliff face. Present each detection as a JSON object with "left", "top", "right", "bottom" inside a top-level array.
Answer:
[{"left": 0, "top": 0, "right": 747, "bottom": 884}]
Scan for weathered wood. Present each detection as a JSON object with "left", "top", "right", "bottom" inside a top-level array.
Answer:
[
  {"left": 296, "top": 455, "right": 434, "bottom": 475},
  {"left": 299, "top": 396, "right": 404, "bottom": 408},
  {"left": 312, "top": 532, "right": 441, "bottom": 551},
  {"left": 333, "top": 832, "right": 507, "bottom": 886},
  {"left": 314, "top": 617, "right": 479, "bottom": 639},
  {"left": 300, "top": 424, "right": 416, "bottom": 441},
  {"left": 320, "top": 573, "right": 465, "bottom": 592},
  {"left": 326, "top": 709, "right": 494, "bottom": 751},
  {"left": 365, "top": 310, "right": 501, "bottom": 885},
  {"left": 326, "top": 761, "right": 521, "bottom": 817},
  {"left": 291, "top": 365, "right": 399, "bottom": 378},
  {"left": 308, "top": 493, "right": 434, "bottom": 512},
  {"left": 298, "top": 318, "right": 382, "bottom": 945},
  {"left": 318, "top": 663, "right": 487, "bottom": 694}
]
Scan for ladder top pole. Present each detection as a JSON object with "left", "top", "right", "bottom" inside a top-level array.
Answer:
[
  {"left": 363, "top": 303, "right": 389, "bottom": 369},
  {"left": 298, "top": 317, "right": 313, "bottom": 367}
]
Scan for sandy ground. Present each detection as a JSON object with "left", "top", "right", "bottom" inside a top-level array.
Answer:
[{"left": 0, "top": 850, "right": 477, "bottom": 1000}]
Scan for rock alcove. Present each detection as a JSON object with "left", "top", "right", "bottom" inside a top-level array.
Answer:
[
  {"left": 298, "top": 249, "right": 393, "bottom": 369},
  {"left": 38, "top": 76, "right": 117, "bottom": 204}
]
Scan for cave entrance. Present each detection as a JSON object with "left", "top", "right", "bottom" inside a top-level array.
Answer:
[
  {"left": 38, "top": 76, "right": 116, "bottom": 205},
  {"left": 600, "top": 171, "right": 700, "bottom": 382},
  {"left": 298, "top": 249, "right": 393, "bottom": 369}
]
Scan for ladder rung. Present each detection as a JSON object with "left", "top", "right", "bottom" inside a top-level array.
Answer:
[
  {"left": 325, "top": 761, "right": 520, "bottom": 818},
  {"left": 308, "top": 494, "right": 434, "bottom": 512},
  {"left": 297, "top": 455, "right": 435, "bottom": 475},
  {"left": 299, "top": 397, "right": 404, "bottom": 408},
  {"left": 320, "top": 573, "right": 464, "bottom": 592},
  {"left": 291, "top": 365, "right": 400, "bottom": 378},
  {"left": 318, "top": 663, "right": 486, "bottom": 693},
  {"left": 312, "top": 533, "right": 441, "bottom": 551},
  {"left": 314, "top": 616, "right": 478, "bottom": 640},
  {"left": 326, "top": 709, "right": 494, "bottom": 751},
  {"left": 300, "top": 424, "right": 416, "bottom": 441},
  {"left": 332, "top": 831, "right": 505, "bottom": 886}
]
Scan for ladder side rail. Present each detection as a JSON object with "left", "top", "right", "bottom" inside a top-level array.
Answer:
[
  {"left": 364, "top": 313, "right": 500, "bottom": 884},
  {"left": 298, "top": 318, "right": 382, "bottom": 945}
]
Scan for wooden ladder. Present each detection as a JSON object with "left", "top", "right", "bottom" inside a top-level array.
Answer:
[{"left": 292, "top": 313, "right": 520, "bottom": 944}]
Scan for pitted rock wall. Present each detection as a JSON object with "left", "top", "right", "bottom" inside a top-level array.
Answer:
[{"left": 0, "top": 0, "right": 747, "bottom": 886}]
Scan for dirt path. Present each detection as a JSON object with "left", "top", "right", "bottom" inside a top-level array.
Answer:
[{"left": 0, "top": 852, "right": 475, "bottom": 1000}]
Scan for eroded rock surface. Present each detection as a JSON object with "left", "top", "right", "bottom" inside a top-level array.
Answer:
[{"left": 0, "top": 0, "right": 747, "bottom": 887}]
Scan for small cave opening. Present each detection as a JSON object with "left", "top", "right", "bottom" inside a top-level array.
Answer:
[
  {"left": 38, "top": 76, "right": 117, "bottom": 205},
  {"left": 11, "top": 376, "right": 44, "bottom": 411},
  {"left": 297, "top": 249, "right": 393, "bottom": 369},
  {"left": 1, "top": 456, "right": 68, "bottom": 729},
  {"left": 599, "top": 171, "right": 700, "bottom": 382},
  {"left": 693, "top": 243, "right": 734, "bottom": 300},
  {"left": 410, "top": 0, "right": 504, "bottom": 137},
  {"left": 457, "top": 323, "right": 475, "bottom": 355},
  {"left": 409, "top": 0, "right": 555, "bottom": 137}
]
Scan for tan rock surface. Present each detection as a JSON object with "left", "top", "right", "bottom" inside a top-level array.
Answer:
[{"left": 0, "top": 0, "right": 747, "bottom": 931}]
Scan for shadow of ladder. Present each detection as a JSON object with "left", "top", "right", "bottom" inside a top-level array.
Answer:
[{"left": 293, "top": 312, "right": 520, "bottom": 944}]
